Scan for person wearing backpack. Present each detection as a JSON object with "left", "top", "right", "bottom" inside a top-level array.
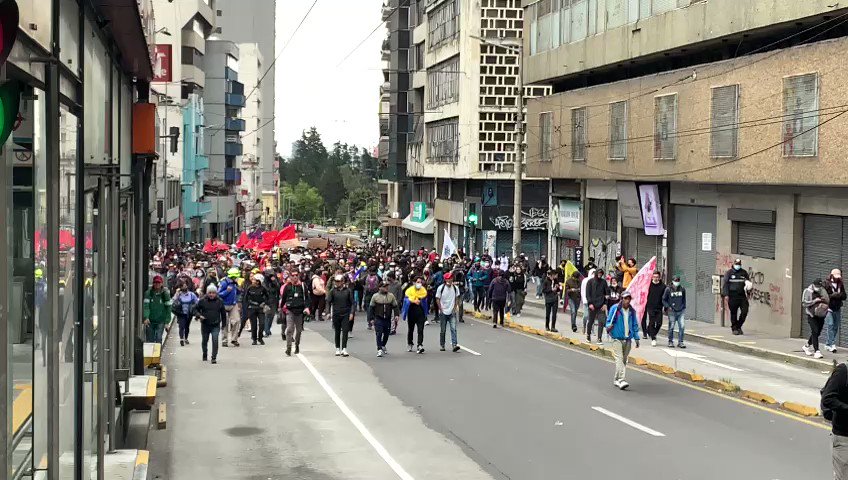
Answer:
[
  {"left": 436, "top": 273, "right": 462, "bottom": 352},
  {"left": 803, "top": 278, "right": 831, "bottom": 359},
  {"left": 822, "top": 360, "right": 848, "bottom": 479},
  {"left": 364, "top": 268, "right": 380, "bottom": 330},
  {"left": 281, "top": 272, "right": 311, "bottom": 356},
  {"left": 172, "top": 281, "right": 199, "bottom": 346}
]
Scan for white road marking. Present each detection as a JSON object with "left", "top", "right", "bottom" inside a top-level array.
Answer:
[
  {"left": 458, "top": 345, "right": 482, "bottom": 356},
  {"left": 591, "top": 407, "right": 666, "bottom": 437},
  {"left": 297, "top": 353, "right": 415, "bottom": 480},
  {"left": 663, "top": 349, "right": 745, "bottom": 372}
]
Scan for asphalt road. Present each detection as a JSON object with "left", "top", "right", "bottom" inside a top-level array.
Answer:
[{"left": 149, "top": 312, "right": 833, "bottom": 480}]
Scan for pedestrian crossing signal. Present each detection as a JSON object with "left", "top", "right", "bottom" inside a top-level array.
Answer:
[
  {"left": 467, "top": 213, "right": 478, "bottom": 225},
  {"left": 0, "top": 0, "right": 20, "bottom": 147},
  {"left": 373, "top": 228, "right": 381, "bottom": 237}
]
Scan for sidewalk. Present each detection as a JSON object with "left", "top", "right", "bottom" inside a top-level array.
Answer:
[{"left": 464, "top": 297, "right": 829, "bottom": 409}]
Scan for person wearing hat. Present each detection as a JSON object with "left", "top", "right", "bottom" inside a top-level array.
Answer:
[
  {"left": 721, "top": 258, "right": 751, "bottom": 335},
  {"left": 193, "top": 284, "right": 227, "bottom": 364},
  {"left": 370, "top": 281, "right": 400, "bottom": 357},
  {"left": 327, "top": 274, "right": 355, "bottom": 356},
  {"left": 243, "top": 274, "right": 269, "bottom": 346},
  {"left": 435, "top": 272, "right": 461, "bottom": 352},
  {"left": 143, "top": 275, "right": 171, "bottom": 344},
  {"left": 662, "top": 275, "right": 687, "bottom": 348},
  {"left": 218, "top": 267, "right": 242, "bottom": 347},
  {"left": 605, "top": 291, "right": 641, "bottom": 390},
  {"left": 281, "top": 272, "right": 311, "bottom": 356}
]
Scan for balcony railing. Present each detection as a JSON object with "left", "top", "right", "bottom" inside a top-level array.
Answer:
[
  {"left": 225, "top": 142, "right": 243, "bottom": 156},
  {"left": 226, "top": 118, "right": 246, "bottom": 131},
  {"left": 225, "top": 93, "right": 245, "bottom": 107}
]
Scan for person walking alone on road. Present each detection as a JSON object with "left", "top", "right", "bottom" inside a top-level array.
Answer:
[
  {"left": 488, "top": 270, "right": 511, "bottom": 328},
  {"left": 585, "top": 269, "right": 609, "bottom": 344},
  {"left": 564, "top": 271, "right": 582, "bottom": 333},
  {"left": 802, "top": 278, "right": 830, "bottom": 359},
  {"left": 173, "top": 282, "right": 198, "bottom": 346},
  {"left": 281, "top": 273, "right": 311, "bottom": 356},
  {"left": 403, "top": 277, "right": 429, "bottom": 353},
  {"left": 143, "top": 275, "right": 171, "bottom": 344},
  {"left": 826, "top": 269, "right": 846, "bottom": 353},
  {"left": 193, "top": 285, "right": 226, "bottom": 364},
  {"left": 662, "top": 275, "right": 687, "bottom": 348},
  {"left": 435, "top": 273, "right": 462, "bottom": 352},
  {"left": 370, "top": 281, "right": 399, "bottom": 357},
  {"left": 605, "top": 291, "right": 641, "bottom": 390},
  {"left": 217, "top": 268, "right": 241, "bottom": 347},
  {"left": 821, "top": 357, "right": 848, "bottom": 479},
  {"left": 243, "top": 274, "right": 269, "bottom": 346},
  {"left": 327, "top": 274, "right": 354, "bottom": 356},
  {"left": 643, "top": 271, "right": 666, "bottom": 347},
  {"left": 722, "top": 258, "right": 751, "bottom": 335},
  {"left": 542, "top": 269, "right": 560, "bottom": 332}
]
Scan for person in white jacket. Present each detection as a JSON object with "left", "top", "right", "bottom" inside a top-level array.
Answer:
[{"left": 580, "top": 268, "right": 595, "bottom": 335}]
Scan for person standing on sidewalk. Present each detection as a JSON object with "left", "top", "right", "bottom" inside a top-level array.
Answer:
[
  {"left": 662, "top": 275, "right": 687, "bottom": 348},
  {"left": 370, "top": 281, "right": 399, "bottom": 357},
  {"left": 644, "top": 271, "right": 666, "bottom": 347},
  {"left": 802, "top": 278, "right": 830, "bottom": 359},
  {"left": 564, "top": 271, "right": 582, "bottom": 333},
  {"left": 509, "top": 266, "right": 527, "bottom": 317},
  {"left": 328, "top": 274, "right": 355, "bottom": 356},
  {"left": 218, "top": 268, "right": 241, "bottom": 347},
  {"left": 403, "top": 277, "right": 429, "bottom": 353},
  {"left": 436, "top": 273, "right": 462, "bottom": 352},
  {"left": 143, "top": 275, "right": 171, "bottom": 344},
  {"left": 585, "top": 269, "right": 609, "bottom": 344},
  {"left": 605, "top": 291, "right": 641, "bottom": 390},
  {"left": 281, "top": 273, "right": 311, "bottom": 356},
  {"left": 826, "top": 269, "right": 846, "bottom": 353},
  {"left": 821, "top": 359, "right": 848, "bottom": 479},
  {"left": 193, "top": 285, "right": 226, "bottom": 364},
  {"left": 533, "top": 256, "right": 549, "bottom": 298},
  {"left": 488, "top": 270, "right": 511, "bottom": 328},
  {"left": 542, "top": 269, "right": 561, "bottom": 332},
  {"left": 722, "top": 258, "right": 751, "bottom": 335}
]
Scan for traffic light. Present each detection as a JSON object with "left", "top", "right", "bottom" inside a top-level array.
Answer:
[
  {"left": 373, "top": 228, "right": 381, "bottom": 237},
  {"left": 467, "top": 213, "right": 478, "bottom": 225},
  {"left": 0, "top": 0, "right": 20, "bottom": 147}
]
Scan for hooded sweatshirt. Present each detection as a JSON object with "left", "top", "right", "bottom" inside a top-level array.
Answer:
[{"left": 646, "top": 280, "right": 666, "bottom": 313}]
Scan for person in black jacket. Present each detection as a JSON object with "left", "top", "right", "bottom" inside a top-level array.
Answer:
[
  {"left": 509, "top": 267, "right": 527, "bottom": 316},
  {"left": 821, "top": 361, "right": 848, "bottom": 478},
  {"left": 327, "top": 274, "right": 355, "bottom": 356},
  {"left": 644, "top": 271, "right": 666, "bottom": 346},
  {"left": 281, "top": 273, "right": 311, "bottom": 356},
  {"left": 243, "top": 274, "right": 269, "bottom": 346},
  {"left": 826, "top": 269, "right": 847, "bottom": 353},
  {"left": 585, "top": 269, "right": 609, "bottom": 344},
  {"left": 542, "top": 269, "right": 560, "bottom": 332},
  {"left": 263, "top": 269, "right": 281, "bottom": 338},
  {"left": 193, "top": 285, "right": 227, "bottom": 364}
]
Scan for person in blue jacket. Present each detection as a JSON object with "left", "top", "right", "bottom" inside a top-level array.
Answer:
[
  {"left": 605, "top": 291, "right": 641, "bottom": 390},
  {"left": 662, "top": 275, "right": 687, "bottom": 348},
  {"left": 218, "top": 268, "right": 241, "bottom": 347}
]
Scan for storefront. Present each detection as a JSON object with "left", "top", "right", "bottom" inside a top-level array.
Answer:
[
  {"left": 434, "top": 198, "right": 465, "bottom": 256},
  {"left": 402, "top": 201, "right": 435, "bottom": 250},
  {"left": 480, "top": 205, "right": 549, "bottom": 263}
]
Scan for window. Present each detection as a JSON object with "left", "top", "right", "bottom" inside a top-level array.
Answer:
[
  {"left": 181, "top": 47, "right": 204, "bottom": 69},
  {"left": 734, "top": 221, "right": 776, "bottom": 259},
  {"left": 782, "top": 73, "right": 818, "bottom": 157},
  {"left": 654, "top": 93, "right": 677, "bottom": 160},
  {"left": 428, "top": 0, "right": 459, "bottom": 49},
  {"left": 710, "top": 84, "right": 739, "bottom": 158},
  {"left": 609, "top": 100, "right": 627, "bottom": 160},
  {"left": 427, "top": 117, "right": 460, "bottom": 164},
  {"left": 415, "top": 43, "right": 425, "bottom": 71},
  {"left": 226, "top": 53, "right": 239, "bottom": 73},
  {"left": 540, "top": 111, "right": 553, "bottom": 162},
  {"left": 571, "top": 107, "right": 587, "bottom": 161},
  {"left": 427, "top": 56, "right": 460, "bottom": 109}
]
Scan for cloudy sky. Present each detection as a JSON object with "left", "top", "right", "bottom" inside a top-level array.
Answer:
[{"left": 275, "top": 0, "right": 385, "bottom": 157}]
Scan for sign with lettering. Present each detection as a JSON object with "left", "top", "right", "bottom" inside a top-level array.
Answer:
[
  {"left": 552, "top": 199, "right": 581, "bottom": 239},
  {"left": 411, "top": 202, "right": 427, "bottom": 223},
  {"left": 482, "top": 206, "right": 549, "bottom": 231}
]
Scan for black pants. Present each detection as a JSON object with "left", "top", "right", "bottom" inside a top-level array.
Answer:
[
  {"left": 375, "top": 317, "right": 391, "bottom": 349},
  {"left": 728, "top": 296, "right": 749, "bottom": 331},
  {"left": 247, "top": 309, "right": 264, "bottom": 342},
  {"left": 808, "top": 314, "right": 824, "bottom": 351},
  {"left": 473, "top": 286, "right": 485, "bottom": 311},
  {"left": 545, "top": 301, "right": 558, "bottom": 330},
  {"left": 364, "top": 292, "right": 375, "bottom": 325},
  {"left": 332, "top": 312, "right": 350, "bottom": 349},
  {"left": 644, "top": 309, "right": 662, "bottom": 340},
  {"left": 200, "top": 323, "right": 220, "bottom": 360},
  {"left": 492, "top": 299, "right": 506, "bottom": 325},
  {"left": 586, "top": 306, "right": 605, "bottom": 341},
  {"left": 311, "top": 294, "right": 326, "bottom": 320},
  {"left": 407, "top": 305, "right": 426, "bottom": 347}
]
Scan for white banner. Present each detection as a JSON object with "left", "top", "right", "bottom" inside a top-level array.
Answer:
[{"left": 441, "top": 229, "right": 457, "bottom": 260}]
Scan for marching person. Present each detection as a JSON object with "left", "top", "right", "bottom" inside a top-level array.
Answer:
[
  {"left": 370, "top": 281, "right": 399, "bottom": 357},
  {"left": 722, "top": 258, "right": 751, "bottom": 335},
  {"left": 605, "top": 291, "right": 641, "bottom": 390},
  {"left": 663, "top": 275, "right": 687, "bottom": 348},
  {"left": 644, "top": 271, "right": 666, "bottom": 347},
  {"left": 311, "top": 269, "right": 327, "bottom": 321},
  {"left": 403, "top": 276, "right": 429, "bottom": 354},
  {"left": 243, "top": 274, "right": 269, "bottom": 346},
  {"left": 564, "top": 270, "right": 582, "bottom": 333},
  {"left": 217, "top": 268, "right": 241, "bottom": 347},
  {"left": 435, "top": 272, "right": 462, "bottom": 352},
  {"left": 143, "top": 275, "right": 171, "bottom": 344},
  {"left": 619, "top": 257, "right": 638, "bottom": 289},
  {"left": 802, "top": 278, "right": 830, "bottom": 359},
  {"left": 542, "top": 269, "right": 560, "bottom": 332},
  {"left": 193, "top": 284, "right": 227, "bottom": 364},
  {"left": 173, "top": 281, "right": 198, "bottom": 346},
  {"left": 509, "top": 266, "right": 527, "bottom": 317},
  {"left": 488, "top": 270, "right": 511, "bottom": 328},
  {"left": 386, "top": 271, "right": 404, "bottom": 334},
  {"left": 280, "top": 272, "right": 311, "bottom": 356},
  {"left": 327, "top": 274, "right": 355, "bottom": 356},
  {"left": 585, "top": 268, "right": 609, "bottom": 345},
  {"left": 263, "top": 268, "right": 281, "bottom": 338}
]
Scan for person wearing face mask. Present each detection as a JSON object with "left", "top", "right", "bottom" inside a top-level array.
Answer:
[
  {"left": 825, "top": 269, "right": 847, "bottom": 353},
  {"left": 585, "top": 268, "right": 610, "bottom": 344},
  {"left": 471, "top": 262, "right": 487, "bottom": 312},
  {"left": 662, "top": 275, "right": 687, "bottom": 348},
  {"left": 542, "top": 269, "right": 561, "bottom": 332},
  {"left": 402, "top": 276, "right": 429, "bottom": 354},
  {"left": 488, "top": 270, "right": 512, "bottom": 328},
  {"left": 370, "top": 281, "right": 399, "bottom": 357},
  {"left": 386, "top": 272, "right": 404, "bottom": 334},
  {"left": 509, "top": 266, "right": 527, "bottom": 316},
  {"left": 643, "top": 271, "right": 666, "bottom": 346},
  {"left": 481, "top": 261, "right": 494, "bottom": 311},
  {"left": 803, "top": 278, "right": 831, "bottom": 358},
  {"left": 721, "top": 258, "right": 751, "bottom": 335},
  {"left": 619, "top": 257, "right": 638, "bottom": 289}
]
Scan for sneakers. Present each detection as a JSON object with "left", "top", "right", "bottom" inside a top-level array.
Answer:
[
  {"left": 440, "top": 346, "right": 446, "bottom": 351},
  {"left": 258, "top": 338, "right": 265, "bottom": 345},
  {"left": 377, "top": 349, "right": 384, "bottom": 357},
  {"left": 232, "top": 341, "right": 240, "bottom": 347},
  {"left": 814, "top": 350, "right": 824, "bottom": 359},
  {"left": 572, "top": 326, "right": 578, "bottom": 333},
  {"left": 252, "top": 340, "right": 258, "bottom": 346},
  {"left": 678, "top": 343, "right": 686, "bottom": 349},
  {"left": 407, "top": 344, "right": 414, "bottom": 352},
  {"left": 382, "top": 347, "right": 388, "bottom": 355},
  {"left": 618, "top": 380, "right": 629, "bottom": 390},
  {"left": 335, "top": 348, "right": 342, "bottom": 356},
  {"left": 668, "top": 342, "right": 675, "bottom": 348},
  {"left": 551, "top": 328, "right": 558, "bottom": 333},
  {"left": 492, "top": 324, "right": 498, "bottom": 329},
  {"left": 285, "top": 346, "right": 291, "bottom": 357},
  {"left": 294, "top": 345, "right": 300, "bottom": 355},
  {"left": 342, "top": 348, "right": 349, "bottom": 357},
  {"left": 452, "top": 345, "right": 460, "bottom": 352},
  {"left": 651, "top": 339, "right": 657, "bottom": 347},
  {"left": 828, "top": 345, "right": 839, "bottom": 353},
  {"left": 180, "top": 339, "right": 185, "bottom": 347},
  {"left": 425, "top": 320, "right": 431, "bottom": 326},
  {"left": 417, "top": 346, "right": 425, "bottom": 354},
  {"left": 802, "top": 344, "right": 814, "bottom": 356},
  {"left": 211, "top": 358, "right": 217, "bottom": 364},
  {"left": 596, "top": 340, "right": 603, "bottom": 345},
  {"left": 222, "top": 341, "right": 229, "bottom": 347},
  {"left": 613, "top": 380, "right": 621, "bottom": 388},
  {"left": 202, "top": 354, "right": 207, "bottom": 362},
  {"left": 184, "top": 339, "right": 190, "bottom": 345}
]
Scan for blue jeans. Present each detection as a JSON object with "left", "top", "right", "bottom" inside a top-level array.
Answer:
[
  {"left": 146, "top": 322, "right": 166, "bottom": 343},
  {"left": 201, "top": 323, "right": 220, "bottom": 359},
  {"left": 439, "top": 312, "right": 458, "bottom": 347},
  {"left": 668, "top": 311, "right": 685, "bottom": 345},
  {"left": 827, "top": 310, "right": 842, "bottom": 347},
  {"left": 374, "top": 318, "right": 391, "bottom": 349},
  {"left": 534, "top": 277, "right": 543, "bottom": 297},
  {"left": 568, "top": 298, "right": 580, "bottom": 329}
]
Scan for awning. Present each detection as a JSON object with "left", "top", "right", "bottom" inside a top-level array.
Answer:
[{"left": 402, "top": 213, "right": 435, "bottom": 235}]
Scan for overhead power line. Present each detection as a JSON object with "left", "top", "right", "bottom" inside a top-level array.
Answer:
[{"left": 337, "top": 0, "right": 410, "bottom": 67}]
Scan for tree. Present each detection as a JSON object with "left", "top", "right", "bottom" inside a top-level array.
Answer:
[
  {"left": 282, "top": 128, "right": 327, "bottom": 187},
  {"left": 317, "top": 165, "right": 346, "bottom": 213},
  {"left": 282, "top": 181, "right": 324, "bottom": 223}
]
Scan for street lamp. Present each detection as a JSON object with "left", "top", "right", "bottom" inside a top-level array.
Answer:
[{"left": 470, "top": 35, "right": 524, "bottom": 260}]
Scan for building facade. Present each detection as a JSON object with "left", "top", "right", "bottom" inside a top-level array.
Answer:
[
  {"left": 523, "top": 0, "right": 848, "bottom": 339},
  {"left": 235, "top": 42, "right": 263, "bottom": 226}
]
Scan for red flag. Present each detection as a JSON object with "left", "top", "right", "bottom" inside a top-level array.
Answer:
[
  {"left": 258, "top": 230, "right": 280, "bottom": 251},
  {"left": 202, "top": 239, "right": 216, "bottom": 253},
  {"left": 245, "top": 236, "right": 259, "bottom": 250},
  {"left": 216, "top": 243, "right": 230, "bottom": 252},
  {"left": 59, "top": 229, "right": 75, "bottom": 250},
  {"left": 624, "top": 256, "right": 657, "bottom": 321},
  {"left": 277, "top": 225, "right": 296, "bottom": 242},
  {"left": 235, "top": 232, "right": 248, "bottom": 248}
]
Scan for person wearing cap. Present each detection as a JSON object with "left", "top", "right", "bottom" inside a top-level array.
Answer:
[
  {"left": 243, "top": 274, "right": 269, "bottom": 346},
  {"left": 281, "top": 272, "right": 311, "bottom": 356},
  {"left": 370, "top": 281, "right": 400, "bottom": 357},
  {"left": 327, "top": 274, "right": 355, "bottom": 356},
  {"left": 662, "top": 275, "right": 687, "bottom": 348},
  {"left": 143, "top": 275, "right": 171, "bottom": 343},
  {"left": 218, "top": 267, "right": 242, "bottom": 347},
  {"left": 721, "top": 258, "right": 751, "bottom": 335},
  {"left": 192, "top": 285, "right": 227, "bottom": 364},
  {"left": 435, "top": 272, "right": 461, "bottom": 352},
  {"left": 605, "top": 291, "right": 640, "bottom": 390}
]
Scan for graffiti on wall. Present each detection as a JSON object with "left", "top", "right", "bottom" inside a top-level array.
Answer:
[
  {"left": 714, "top": 252, "right": 785, "bottom": 316},
  {"left": 589, "top": 237, "right": 620, "bottom": 273},
  {"left": 488, "top": 207, "right": 549, "bottom": 231}
]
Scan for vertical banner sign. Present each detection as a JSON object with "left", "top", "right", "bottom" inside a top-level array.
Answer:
[
  {"left": 624, "top": 256, "right": 657, "bottom": 325},
  {"left": 481, "top": 181, "right": 498, "bottom": 206},
  {"left": 638, "top": 184, "right": 665, "bottom": 235},
  {"left": 411, "top": 202, "right": 427, "bottom": 222},
  {"left": 553, "top": 199, "right": 581, "bottom": 239},
  {"left": 153, "top": 44, "right": 173, "bottom": 82},
  {"left": 616, "top": 181, "right": 644, "bottom": 229}
]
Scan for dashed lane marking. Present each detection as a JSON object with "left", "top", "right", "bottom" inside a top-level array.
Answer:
[{"left": 592, "top": 406, "right": 666, "bottom": 437}]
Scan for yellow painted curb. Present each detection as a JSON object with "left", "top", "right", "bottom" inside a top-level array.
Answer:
[
  {"left": 630, "top": 356, "right": 648, "bottom": 366},
  {"left": 674, "top": 371, "right": 705, "bottom": 382},
  {"left": 157, "top": 366, "right": 168, "bottom": 388},
  {"left": 569, "top": 338, "right": 583, "bottom": 346},
  {"left": 522, "top": 325, "right": 534, "bottom": 333},
  {"left": 704, "top": 379, "right": 738, "bottom": 392},
  {"left": 741, "top": 390, "right": 778, "bottom": 405},
  {"left": 781, "top": 402, "right": 820, "bottom": 417},
  {"left": 647, "top": 362, "right": 675, "bottom": 375},
  {"left": 600, "top": 348, "right": 615, "bottom": 358}
]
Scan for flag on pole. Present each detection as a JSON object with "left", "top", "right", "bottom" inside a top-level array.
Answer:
[
  {"left": 624, "top": 256, "right": 657, "bottom": 324},
  {"left": 564, "top": 260, "right": 580, "bottom": 280},
  {"left": 235, "top": 232, "right": 248, "bottom": 248},
  {"left": 441, "top": 229, "right": 457, "bottom": 260}
]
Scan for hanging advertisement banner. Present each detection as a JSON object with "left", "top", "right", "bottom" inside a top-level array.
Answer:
[
  {"left": 638, "top": 184, "right": 666, "bottom": 235},
  {"left": 616, "top": 181, "right": 644, "bottom": 229},
  {"left": 552, "top": 199, "right": 581, "bottom": 239}
]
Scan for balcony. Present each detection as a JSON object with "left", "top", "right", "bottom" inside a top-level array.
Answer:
[
  {"left": 225, "top": 142, "right": 243, "bottom": 156},
  {"left": 224, "top": 167, "right": 242, "bottom": 185},
  {"left": 225, "top": 93, "right": 245, "bottom": 107},
  {"left": 226, "top": 118, "right": 246, "bottom": 131},
  {"left": 224, "top": 67, "right": 238, "bottom": 81}
]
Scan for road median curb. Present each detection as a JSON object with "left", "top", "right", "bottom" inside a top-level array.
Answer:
[
  {"left": 674, "top": 370, "right": 705, "bottom": 382},
  {"left": 741, "top": 390, "right": 778, "bottom": 405},
  {"left": 647, "top": 362, "right": 675, "bottom": 375},
  {"left": 704, "top": 379, "right": 740, "bottom": 393},
  {"left": 781, "top": 402, "right": 820, "bottom": 417}
]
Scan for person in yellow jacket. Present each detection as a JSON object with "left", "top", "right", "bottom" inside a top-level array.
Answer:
[
  {"left": 403, "top": 277, "right": 429, "bottom": 354},
  {"left": 620, "top": 257, "right": 638, "bottom": 289}
]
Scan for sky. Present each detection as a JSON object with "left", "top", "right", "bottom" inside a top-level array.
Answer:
[{"left": 275, "top": 0, "right": 385, "bottom": 157}]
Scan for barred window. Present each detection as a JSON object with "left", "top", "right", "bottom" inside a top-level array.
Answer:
[
  {"left": 540, "top": 112, "right": 553, "bottom": 162},
  {"left": 427, "top": 56, "right": 460, "bottom": 109},
  {"left": 428, "top": 0, "right": 459, "bottom": 49},
  {"left": 571, "top": 107, "right": 587, "bottom": 161},
  {"left": 609, "top": 101, "right": 627, "bottom": 160},
  {"left": 654, "top": 93, "right": 677, "bottom": 160},
  {"left": 783, "top": 73, "right": 818, "bottom": 157},
  {"left": 710, "top": 84, "right": 739, "bottom": 158},
  {"left": 427, "top": 117, "right": 460, "bottom": 164}
]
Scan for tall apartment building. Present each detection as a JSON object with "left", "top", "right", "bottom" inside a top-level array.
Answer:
[
  {"left": 523, "top": 0, "right": 848, "bottom": 340},
  {"left": 204, "top": 39, "right": 246, "bottom": 242},
  {"left": 236, "top": 43, "right": 264, "bottom": 226},
  {"left": 391, "top": 0, "right": 550, "bottom": 258}
]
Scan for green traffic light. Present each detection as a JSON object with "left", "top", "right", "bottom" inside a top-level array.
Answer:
[
  {"left": 373, "top": 229, "right": 381, "bottom": 236},
  {"left": 467, "top": 213, "right": 478, "bottom": 225},
  {"left": 0, "top": 80, "right": 20, "bottom": 147}
]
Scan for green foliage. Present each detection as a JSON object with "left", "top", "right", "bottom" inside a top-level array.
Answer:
[{"left": 281, "top": 181, "right": 324, "bottom": 223}]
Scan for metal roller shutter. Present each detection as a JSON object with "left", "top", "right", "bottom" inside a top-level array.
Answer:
[
  {"left": 520, "top": 231, "right": 546, "bottom": 265},
  {"left": 495, "top": 231, "right": 513, "bottom": 259},
  {"left": 802, "top": 215, "right": 843, "bottom": 343},
  {"left": 695, "top": 207, "right": 718, "bottom": 323},
  {"left": 671, "top": 205, "right": 717, "bottom": 323},
  {"left": 624, "top": 227, "right": 660, "bottom": 268},
  {"left": 736, "top": 222, "right": 775, "bottom": 259}
]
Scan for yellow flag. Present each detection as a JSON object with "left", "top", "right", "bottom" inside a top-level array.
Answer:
[
  {"left": 564, "top": 260, "right": 578, "bottom": 279},
  {"left": 346, "top": 238, "right": 352, "bottom": 247}
]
